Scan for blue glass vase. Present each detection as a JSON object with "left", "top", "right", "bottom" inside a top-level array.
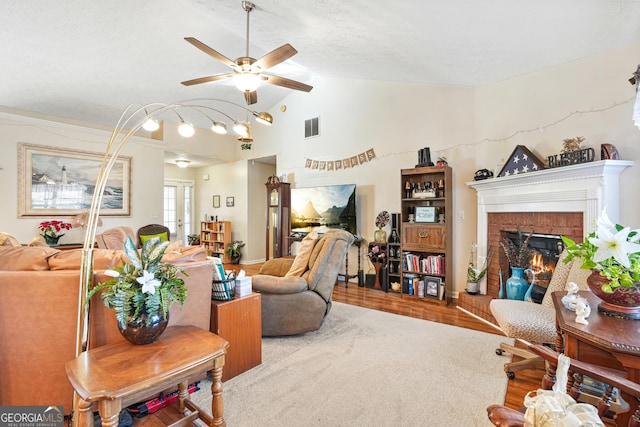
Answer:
[{"left": 506, "top": 267, "right": 530, "bottom": 301}]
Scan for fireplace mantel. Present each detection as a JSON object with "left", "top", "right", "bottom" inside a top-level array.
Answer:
[{"left": 466, "top": 159, "right": 633, "bottom": 294}]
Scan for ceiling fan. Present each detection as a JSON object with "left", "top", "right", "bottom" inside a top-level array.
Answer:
[{"left": 181, "top": 1, "right": 313, "bottom": 105}]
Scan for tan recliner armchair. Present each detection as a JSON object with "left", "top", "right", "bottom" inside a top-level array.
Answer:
[
  {"left": 95, "top": 226, "right": 136, "bottom": 250},
  {"left": 252, "top": 229, "right": 355, "bottom": 336}
]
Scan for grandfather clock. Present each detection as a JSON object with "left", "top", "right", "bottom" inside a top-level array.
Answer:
[{"left": 265, "top": 175, "right": 291, "bottom": 260}]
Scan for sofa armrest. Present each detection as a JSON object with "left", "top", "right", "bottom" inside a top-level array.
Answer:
[
  {"left": 258, "top": 258, "right": 294, "bottom": 276},
  {"left": 252, "top": 274, "right": 308, "bottom": 294}
]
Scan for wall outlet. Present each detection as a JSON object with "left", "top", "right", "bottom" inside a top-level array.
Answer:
[{"left": 458, "top": 210, "right": 465, "bottom": 220}]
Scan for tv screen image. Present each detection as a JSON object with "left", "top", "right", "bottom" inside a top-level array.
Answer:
[{"left": 290, "top": 184, "right": 356, "bottom": 235}]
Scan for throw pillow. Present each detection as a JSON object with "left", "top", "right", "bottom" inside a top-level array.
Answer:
[
  {"left": 285, "top": 232, "right": 319, "bottom": 277},
  {"left": 140, "top": 232, "right": 169, "bottom": 245}
]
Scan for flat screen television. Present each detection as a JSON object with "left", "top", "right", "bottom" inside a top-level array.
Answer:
[{"left": 290, "top": 184, "right": 357, "bottom": 236}]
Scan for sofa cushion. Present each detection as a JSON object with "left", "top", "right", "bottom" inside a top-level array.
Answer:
[
  {"left": 0, "top": 246, "right": 59, "bottom": 271},
  {"left": 162, "top": 245, "right": 207, "bottom": 263},
  {"left": 48, "top": 249, "right": 127, "bottom": 271},
  {"left": 285, "top": 231, "right": 319, "bottom": 277}
]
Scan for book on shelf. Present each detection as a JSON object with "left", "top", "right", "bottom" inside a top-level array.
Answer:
[{"left": 402, "top": 252, "right": 445, "bottom": 275}]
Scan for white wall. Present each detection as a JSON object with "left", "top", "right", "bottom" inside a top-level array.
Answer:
[{"left": 0, "top": 110, "right": 165, "bottom": 244}]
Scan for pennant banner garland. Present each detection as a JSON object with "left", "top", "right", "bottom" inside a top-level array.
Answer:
[{"left": 306, "top": 148, "right": 376, "bottom": 171}]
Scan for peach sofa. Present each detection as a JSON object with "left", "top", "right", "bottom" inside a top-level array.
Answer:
[{"left": 0, "top": 244, "right": 213, "bottom": 415}]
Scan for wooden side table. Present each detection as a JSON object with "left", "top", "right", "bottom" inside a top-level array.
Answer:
[
  {"left": 65, "top": 325, "right": 229, "bottom": 427},
  {"left": 210, "top": 293, "right": 262, "bottom": 381},
  {"left": 552, "top": 291, "right": 640, "bottom": 426}
]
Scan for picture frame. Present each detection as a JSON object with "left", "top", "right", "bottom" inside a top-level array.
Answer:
[
  {"left": 226, "top": 196, "right": 234, "bottom": 207},
  {"left": 424, "top": 276, "right": 441, "bottom": 299},
  {"left": 18, "top": 143, "right": 131, "bottom": 217},
  {"left": 415, "top": 206, "right": 436, "bottom": 223},
  {"left": 213, "top": 195, "right": 220, "bottom": 208}
]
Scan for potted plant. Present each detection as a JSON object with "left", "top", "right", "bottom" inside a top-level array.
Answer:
[
  {"left": 86, "top": 236, "right": 188, "bottom": 344},
  {"left": 38, "top": 220, "right": 73, "bottom": 245},
  {"left": 226, "top": 240, "right": 245, "bottom": 264},
  {"left": 562, "top": 209, "right": 640, "bottom": 318},
  {"left": 466, "top": 243, "right": 491, "bottom": 294},
  {"left": 187, "top": 233, "right": 200, "bottom": 245}
]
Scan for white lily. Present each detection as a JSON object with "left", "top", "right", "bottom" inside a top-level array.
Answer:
[
  {"left": 596, "top": 207, "right": 616, "bottom": 233},
  {"left": 137, "top": 270, "right": 161, "bottom": 295},
  {"left": 589, "top": 225, "right": 640, "bottom": 268},
  {"left": 104, "top": 269, "right": 120, "bottom": 278}
]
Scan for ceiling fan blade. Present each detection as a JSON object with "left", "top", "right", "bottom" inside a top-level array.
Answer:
[
  {"left": 263, "top": 74, "right": 313, "bottom": 92},
  {"left": 253, "top": 44, "right": 297, "bottom": 70},
  {"left": 244, "top": 90, "right": 258, "bottom": 105},
  {"left": 184, "top": 37, "right": 238, "bottom": 69},
  {"left": 181, "top": 73, "right": 234, "bottom": 86}
]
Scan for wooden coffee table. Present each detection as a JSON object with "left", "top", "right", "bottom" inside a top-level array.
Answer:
[{"left": 66, "top": 325, "right": 229, "bottom": 427}]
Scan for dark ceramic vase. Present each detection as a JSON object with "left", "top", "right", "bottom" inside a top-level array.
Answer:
[
  {"left": 44, "top": 235, "right": 61, "bottom": 246},
  {"left": 587, "top": 271, "right": 640, "bottom": 320},
  {"left": 118, "top": 311, "right": 169, "bottom": 345}
]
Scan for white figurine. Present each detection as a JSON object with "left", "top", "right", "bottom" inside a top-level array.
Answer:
[
  {"left": 561, "top": 281, "right": 581, "bottom": 311},
  {"left": 575, "top": 300, "right": 591, "bottom": 325}
]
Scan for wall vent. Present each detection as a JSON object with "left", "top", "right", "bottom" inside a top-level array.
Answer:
[{"left": 304, "top": 117, "right": 319, "bottom": 138}]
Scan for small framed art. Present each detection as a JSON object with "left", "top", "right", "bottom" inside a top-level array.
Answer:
[
  {"left": 226, "top": 196, "right": 234, "bottom": 207},
  {"left": 213, "top": 195, "right": 220, "bottom": 208},
  {"left": 415, "top": 206, "right": 436, "bottom": 223},
  {"left": 424, "top": 276, "right": 441, "bottom": 299}
]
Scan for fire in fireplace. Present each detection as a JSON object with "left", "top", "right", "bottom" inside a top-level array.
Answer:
[{"left": 503, "top": 231, "right": 564, "bottom": 302}]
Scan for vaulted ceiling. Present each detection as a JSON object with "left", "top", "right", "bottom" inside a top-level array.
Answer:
[{"left": 2, "top": 1, "right": 639, "bottom": 141}]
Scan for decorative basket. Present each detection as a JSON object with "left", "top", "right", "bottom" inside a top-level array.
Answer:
[{"left": 212, "top": 274, "right": 236, "bottom": 301}]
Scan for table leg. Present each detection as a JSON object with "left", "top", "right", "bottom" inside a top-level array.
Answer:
[
  {"left": 211, "top": 356, "right": 226, "bottom": 427},
  {"left": 98, "top": 399, "right": 121, "bottom": 427},
  {"left": 178, "top": 379, "right": 189, "bottom": 414},
  {"left": 74, "top": 397, "right": 94, "bottom": 427}
]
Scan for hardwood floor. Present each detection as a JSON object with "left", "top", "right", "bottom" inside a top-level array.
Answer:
[{"left": 230, "top": 262, "right": 543, "bottom": 412}]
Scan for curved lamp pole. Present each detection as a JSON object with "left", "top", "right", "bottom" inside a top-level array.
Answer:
[{"left": 72, "top": 100, "right": 272, "bottom": 423}]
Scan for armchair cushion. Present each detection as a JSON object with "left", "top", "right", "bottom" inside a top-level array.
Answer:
[
  {"left": 259, "top": 258, "right": 294, "bottom": 276},
  {"left": 490, "top": 299, "right": 557, "bottom": 343},
  {"left": 0, "top": 246, "right": 58, "bottom": 271},
  {"left": 250, "top": 275, "right": 309, "bottom": 294},
  {"left": 140, "top": 231, "right": 169, "bottom": 244},
  {"left": 285, "top": 231, "right": 318, "bottom": 277}
]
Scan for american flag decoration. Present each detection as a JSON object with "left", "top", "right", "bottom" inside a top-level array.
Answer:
[{"left": 497, "top": 145, "right": 546, "bottom": 177}]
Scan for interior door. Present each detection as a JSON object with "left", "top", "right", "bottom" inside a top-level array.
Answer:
[{"left": 164, "top": 179, "right": 194, "bottom": 242}]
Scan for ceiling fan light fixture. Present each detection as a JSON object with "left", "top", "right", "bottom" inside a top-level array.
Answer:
[
  {"left": 254, "top": 111, "right": 273, "bottom": 126},
  {"left": 178, "top": 121, "right": 195, "bottom": 137},
  {"left": 233, "top": 72, "right": 261, "bottom": 92},
  {"left": 233, "top": 121, "right": 249, "bottom": 137},
  {"left": 176, "top": 159, "right": 191, "bottom": 168},
  {"left": 211, "top": 120, "right": 228, "bottom": 134},
  {"left": 142, "top": 117, "right": 160, "bottom": 132}
]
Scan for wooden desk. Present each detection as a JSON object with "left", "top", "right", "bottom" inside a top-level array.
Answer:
[
  {"left": 210, "top": 293, "right": 262, "bottom": 381},
  {"left": 65, "top": 326, "right": 229, "bottom": 427},
  {"left": 552, "top": 291, "right": 640, "bottom": 426}
]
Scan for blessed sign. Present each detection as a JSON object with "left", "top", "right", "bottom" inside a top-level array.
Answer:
[{"left": 547, "top": 147, "right": 595, "bottom": 168}]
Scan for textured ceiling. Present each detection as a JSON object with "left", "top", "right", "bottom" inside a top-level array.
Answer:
[{"left": 2, "top": 0, "right": 639, "bottom": 161}]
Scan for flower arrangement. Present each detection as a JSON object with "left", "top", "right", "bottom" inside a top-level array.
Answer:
[
  {"left": 562, "top": 209, "right": 640, "bottom": 293},
  {"left": 467, "top": 244, "right": 492, "bottom": 283},
  {"left": 500, "top": 229, "right": 532, "bottom": 269},
  {"left": 375, "top": 211, "right": 390, "bottom": 230},
  {"left": 38, "top": 220, "right": 72, "bottom": 239},
  {"left": 86, "top": 237, "right": 188, "bottom": 327}
]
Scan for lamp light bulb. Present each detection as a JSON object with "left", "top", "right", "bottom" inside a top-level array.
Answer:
[
  {"left": 254, "top": 111, "right": 273, "bottom": 126},
  {"left": 142, "top": 118, "right": 160, "bottom": 132},
  {"left": 176, "top": 160, "right": 190, "bottom": 168},
  {"left": 178, "top": 122, "right": 195, "bottom": 137},
  {"left": 211, "top": 121, "right": 228, "bottom": 134},
  {"left": 233, "top": 121, "right": 249, "bottom": 137}
]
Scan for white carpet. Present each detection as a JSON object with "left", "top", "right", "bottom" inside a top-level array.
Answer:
[{"left": 191, "top": 302, "right": 513, "bottom": 426}]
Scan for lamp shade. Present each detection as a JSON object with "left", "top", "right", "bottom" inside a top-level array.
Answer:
[
  {"left": 254, "top": 111, "right": 273, "bottom": 126},
  {"left": 178, "top": 122, "right": 195, "bottom": 137},
  {"left": 176, "top": 159, "right": 190, "bottom": 168},
  {"left": 211, "top": 121, "right": 228, "bottom": 134},
  {"left": 233, "top": 72, "right": 261, "bottom": 92},
  {"left": 142, "top": 118, "right": 160, "bottom": 131}
]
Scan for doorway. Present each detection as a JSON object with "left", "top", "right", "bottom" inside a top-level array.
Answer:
[{"left": 164, "top": 179, "right": 194, "bottom": 242}]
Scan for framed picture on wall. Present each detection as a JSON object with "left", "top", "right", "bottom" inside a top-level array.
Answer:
[
  {"left": 213, "top": 195, "right": 220, "bottom": 208},
  {"left": 226, "top": 196, "right": 234, "bottom": 207},
  {"left": 17, "top": 143, "right": 131, "bottom": 217}
]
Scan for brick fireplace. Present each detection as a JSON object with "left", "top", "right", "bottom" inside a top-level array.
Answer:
[{"left": 460, "top": 160, "right": 633, "bottom": 323}]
